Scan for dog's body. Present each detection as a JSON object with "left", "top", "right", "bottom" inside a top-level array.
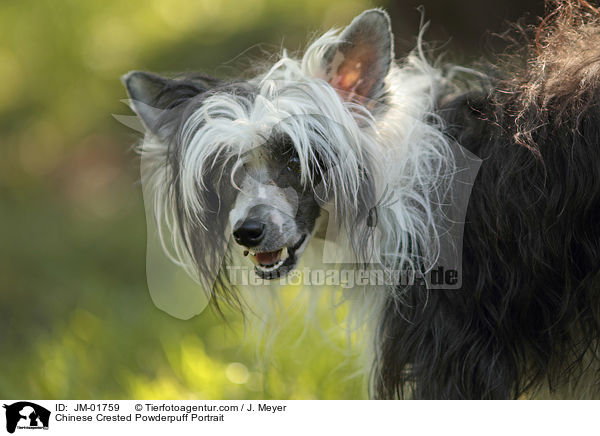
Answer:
[{"left": 123, "top": 2, "right": 600, "bottom": 399}]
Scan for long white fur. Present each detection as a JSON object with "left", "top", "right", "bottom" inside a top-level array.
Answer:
[{"left": 140, "top": 23, "right": 458, "bottom": 384}]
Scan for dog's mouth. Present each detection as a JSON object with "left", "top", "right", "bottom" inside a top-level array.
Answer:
[{"left": 242, "top": 234, "right": 307, "bottom": 279}]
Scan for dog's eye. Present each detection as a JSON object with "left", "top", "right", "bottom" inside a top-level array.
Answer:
[{"left": 286, "top": 156, "right": 301, "bottom": 174}]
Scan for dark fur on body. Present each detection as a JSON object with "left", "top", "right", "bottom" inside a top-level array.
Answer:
[{"left": 374, "top": 1, "right": 600, "bottom": 399}]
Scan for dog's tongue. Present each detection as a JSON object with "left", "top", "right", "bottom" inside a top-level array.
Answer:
[{"left": 256, "top": 250, "right": 281, "bottom": 266}]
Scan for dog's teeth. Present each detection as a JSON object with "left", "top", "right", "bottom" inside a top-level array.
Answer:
[
  {"left": 248, "top": 253, "right": 259, "bottom": 265},
  {"left": 255, "top": 257, "right": 286, "bottom": 273},
  {"left": 281, "top": 247, "right": 289, "bottom": 260}
]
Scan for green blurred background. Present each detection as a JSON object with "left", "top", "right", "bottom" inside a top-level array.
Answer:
[{"left": 1, "top": 0, "right": 543, "bottom": 399}]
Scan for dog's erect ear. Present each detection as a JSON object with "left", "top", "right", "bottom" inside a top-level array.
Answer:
[
  {"left": 121, "top": 71, "right": 206, "bottom": 135},
  {"left": 322, "top": 9, "right": 393, "bottom": 104}
]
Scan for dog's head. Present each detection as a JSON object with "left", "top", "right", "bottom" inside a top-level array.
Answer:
[{"left": 123, "top": 10, "right": 394, "bottom": 293}]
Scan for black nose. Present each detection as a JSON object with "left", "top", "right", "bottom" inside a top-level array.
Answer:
[{"left": 233, "top": 219, "right": 265, "bottom": 247}]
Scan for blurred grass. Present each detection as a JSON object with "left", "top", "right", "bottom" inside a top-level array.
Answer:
[{"left": 0, "top": 0, "right": 383, "bottom": 400}]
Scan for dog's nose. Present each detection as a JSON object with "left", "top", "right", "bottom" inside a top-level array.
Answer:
[{"left": 233, "top": 219, "right": 265, "bottom": 247}]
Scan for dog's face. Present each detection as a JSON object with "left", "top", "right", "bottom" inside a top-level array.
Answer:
[
  {"left": 227, "top": 134, "right": 320, "bottom": 278},
  {"left": 123, "top": 9, "right": 393, "bottom": 285}
]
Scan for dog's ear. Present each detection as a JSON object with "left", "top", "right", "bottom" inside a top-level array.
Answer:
[
  {"left": 121, "top": 71, "right": 206, "bottom": 135},
  {"left": 322, "top": 9, "right": 393, "bottom": 104}
]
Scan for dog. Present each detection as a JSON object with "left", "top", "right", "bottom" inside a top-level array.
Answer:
[{"left": 122, "top": 1, "right": 600, "bottom": 399}]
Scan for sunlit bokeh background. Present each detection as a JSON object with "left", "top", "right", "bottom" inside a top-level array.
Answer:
[{"left": 1, "top": 0, "right": 543, "bottom": 399}]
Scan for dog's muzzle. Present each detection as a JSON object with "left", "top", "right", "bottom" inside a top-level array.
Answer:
[{"left": 231, "top": 204, "right": 307, "bottom": 278}]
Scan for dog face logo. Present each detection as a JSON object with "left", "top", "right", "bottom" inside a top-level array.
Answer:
[{"left": 3, "top": 402, "right": 50, "bottom": 434}]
